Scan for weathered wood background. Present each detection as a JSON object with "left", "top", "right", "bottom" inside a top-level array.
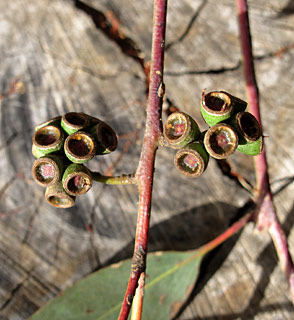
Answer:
[{"left": 0, "top": 0, "right": 294, "bottom": 319}]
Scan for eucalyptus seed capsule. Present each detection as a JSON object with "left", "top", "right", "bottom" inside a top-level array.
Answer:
[
  {"left": 174, "top": 142, "right": 209, "bottom": 178},
  {"left": 200, "top": 91, "right": 247, "bottom": 126},
  {"left": 230, "top": 111, "right": 263, "bottom": 156},
  {"left": 204, "top": 123, "right": 238, "bottom": 159},
  {"left": 32, "top": 155, "right": 64, "bottom": 187},
  {"left": 61, "top": 112, "right": 90, "bottom": 135},
  {"left": 64, "top": 131, "right": 96, "bottom": 163},
  {"left": 32, "top": 125, "right": 64, "bottom": 158},
  {"left": 89, "top": 121, "right": 118, "bottom": 155},
  {"left": 62, "top": 163, "right": 92, "bottom": 196},
  {"left": 45, "top": 182, "right": 75, "bottom": 208},
  {"left": 163, "top": 112, "right": 200, "bottom": 149}
]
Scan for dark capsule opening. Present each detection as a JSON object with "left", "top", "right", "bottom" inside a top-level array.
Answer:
[
  {"left": 238, "top": 112, "right": 261, "bottom": 141},
  {"left": 34, "top": 126, "right": 60, "bottom": 146},
  {"left": 64, "top": 112, "right": 86, "bottom": 126},
  {"left": 68, "top": 139, "right": 91, "bottom": 157},
  {"left": 99, "top": 123, "right": 117, "bottom": 151},
  {"left": 203, "top": 92, "right": 231, "bottom": 113}
]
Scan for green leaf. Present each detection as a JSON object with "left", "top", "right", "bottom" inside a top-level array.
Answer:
[
  {"left": 29, "top": 250, "right": 203, "bottom": 320},
  {"left": 29, "top": 214, "right": 250, "bottom": 320}
]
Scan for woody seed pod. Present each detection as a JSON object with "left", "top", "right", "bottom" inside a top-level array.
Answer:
[
  {"left": 204, "top": 123, "right": 238, "bottom": 159},
  {"left": 45, "top": 182, "right": 75, "bottom": 208},
  {"left": 32, "top": 125, "right": 64, "bottom": 158},
  {"left": 163, "top": 112, "right": 201, "bottom": 149},
  {"left": 62, "top": 163, "right": 92, "bottom": 196},
  {"left": 61, "top": 112, "right": 90, "bottom": 135},
  {"left": 174, "top": 142, "right": 209, "bottom": 178},
  {"left": 64, "top": 131, "right": 96, "bottom": 163},
  {"left": 200, "top": 91, "right": 247, "bottom": 126},
  {"left": 32, "top": 155, "right": 64, "bottom": 187},
  {"left": 89, "top": 121, "right": 118, "bottom": 155}
]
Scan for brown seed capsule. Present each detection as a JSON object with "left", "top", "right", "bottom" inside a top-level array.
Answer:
[
  {"left": 45, "top": 182, "right": 75, "bottom": 208},
  {"left": 204, "top": 123, "right": 238, "bottom": 159},
  {"left": 64, "top": 132, "right": 96, "bottom": 164},
  {"left": 62, "top": 163, "right": 92, "bottom": 196},
  {"left": 89, "top": 121, "right": 118, "bottom": 155},
  {"left": 32, "top": 155, "right": 64, "bottom": 187},
  {"left": 163, "top": 112, "right": 200, "bottom": 149},
  {"left": 174, "top": 142, "right": 209, "bottom": 178},
  {"left": 231, "top": 111, "right": 261, "bottom": 143}
]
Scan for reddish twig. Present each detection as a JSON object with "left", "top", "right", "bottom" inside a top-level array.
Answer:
[
  {"left": 118, "top": 1, "right": 168, "bottom": 319},
  {"left": 236, "top": 0, "right": 294, "bottom": 303}
]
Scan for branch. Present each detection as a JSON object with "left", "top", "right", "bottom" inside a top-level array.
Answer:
[
  {"left": 236, "top": 0, "right": 294, "bottom": 303},
  {"left": 118, "top": 1, "right": 168, "bottom": 319},
  {"left": 91, "top": 172, "right": 136, "bottom": 185}
]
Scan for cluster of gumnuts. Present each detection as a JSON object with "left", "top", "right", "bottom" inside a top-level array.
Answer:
[
  {"left": 32, "top": 112, "right": 118, "bottom": 208},
  {"left": 163, "top": 90, "right": 263, "bottom": 178}
]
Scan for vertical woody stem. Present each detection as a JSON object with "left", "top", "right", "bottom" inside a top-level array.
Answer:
[
  {"left": 118, "top": 1, "right": 168, "bottom": 319},
  {"left": 236, "top": 0, "right": 294, "bottom": 303}
]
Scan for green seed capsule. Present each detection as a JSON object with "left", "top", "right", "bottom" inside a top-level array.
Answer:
[
  {"left": 174, "top": 142, "right": 209, "bottom": 178},
  {"left": 45, "top": 182, "right": 75, "bottom": 208},
  {"left": 204, "top": 123, "right": 238, "bottom": 159},
  {"left": 230, "top": 111, "right": 261, "bottom": 143},
  {"left": 163, "top": 112, "right": 201, "bottom": 149},
  {"left": 32, "top": 125, "right": 64, "bottom": 158},
  {"left": 61, "top": 112, "right": 90, "bottom": 135},
  {"left": 62, "top": 163, "right": 92, "bottom": 196},
  {"left": 229, "top": 111, "right": 263, "bottom": 156},
  {"left": 200, "top": 91, "right": 247, "bottom": 126},
  {"left": 64, "top": 131, "right": 96, "bottom": 163},
  {"left": 32, "top": 155, "right": 64, "bottom": 187},
  {"left": 89, "top": 121, "right": 118, "bottom": 155}
]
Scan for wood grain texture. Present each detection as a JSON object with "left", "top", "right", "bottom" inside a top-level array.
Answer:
[{"left": 0, "top": 0, "right": 293, "bottom": 319}]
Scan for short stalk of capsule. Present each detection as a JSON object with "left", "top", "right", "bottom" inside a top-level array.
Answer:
[
  {"left": 32, "top": 125, "right": 64, "bottom": 158},
  {"left": 204, "top": 123, "right": 238, "bottom": 159},
  {"left": 34, "top": 116, "right": 62, "bottom": 132},
  {"left": 163, "top": 112, "right": 201, "bottom": 149},
  {"left": 174, "top": 141, "right": 209, "bottom": 178},
  {"left": 64, "top": 131, "right": 96, "bottom": 163},
  {"left": 200, "top": 91, "right": 247, "bottom": 126},
  {"left": 45, "top": 182, "right": 75, "bottom": 208},
  {"left": 32, "top": 155, "right": 64, "bottom": 187},
  {"left": 62, "top": 163, "right": 92, "bottom": 196},
  {"left": 89, "top": 121, "right": 118, "bottom": 155},
  {"left": 61, "top": 112, "right": 90, "bottom": 135}
]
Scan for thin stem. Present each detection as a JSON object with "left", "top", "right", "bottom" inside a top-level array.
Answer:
[
  {"left": 118, "top": 1, "right": 168, "bottom": 319},
  {"left": 91, "top": 172, "right": 136, "bottom": 185},
  {"left": 131, "top": 272, "right": 145, "bottom": 320},
  {"left": 236, "top": 0, "right": 294, "bottom": 303}
]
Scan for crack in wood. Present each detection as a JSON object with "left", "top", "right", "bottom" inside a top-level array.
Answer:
[
  {"left": 74, "top": 0, "right": 146, "bottom": 70},
  {"left": 165, "top": 0, "right": 207, "bottom": 51},
  {"left": 0, "top": 271, "right": 32, "bottom": 311}
]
